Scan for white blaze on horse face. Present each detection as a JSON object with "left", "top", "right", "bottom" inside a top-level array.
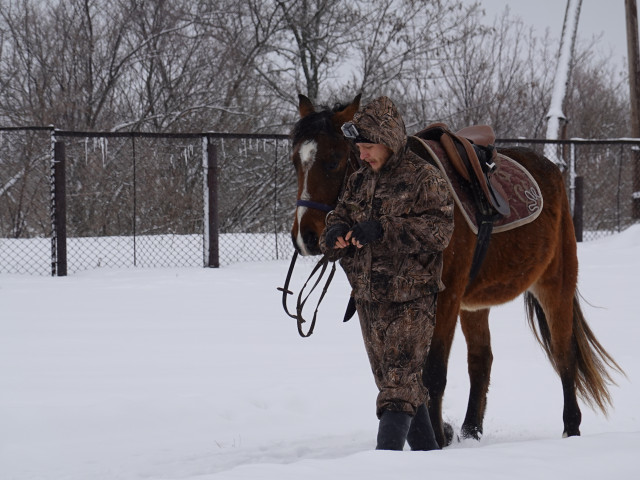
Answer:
[
  {"left": 296, "top": 140, "right": 318, "bottom": 255},
  {"left": 299, "top": 140, "right": 317, "bottom": 171}
]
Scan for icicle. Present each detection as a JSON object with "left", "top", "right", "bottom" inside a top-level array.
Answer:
[
  {"left": 183, "top": 144, "right": 193, "bottom": 166},
  {"left": 101, "top": 137, "right": 108, "bottom": 168}
]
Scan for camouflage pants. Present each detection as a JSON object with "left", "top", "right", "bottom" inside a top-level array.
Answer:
[{"left": 356, "top": 294, "right": 437, "bottom": 419}]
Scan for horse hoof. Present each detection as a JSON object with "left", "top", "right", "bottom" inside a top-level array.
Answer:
[
  {"left": 461, "top": 424, "right": 482, "bottom": 440},
  {"left": 443, "top": 422, "right": 458, "bottom": 446}
]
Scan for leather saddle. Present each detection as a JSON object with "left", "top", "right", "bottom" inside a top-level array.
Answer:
[
  {"left": 415, "top": 123, "right": 510, "bottom": 218},
  {"left": 412, "top": 123, "right": 512, "bottom": 284}
]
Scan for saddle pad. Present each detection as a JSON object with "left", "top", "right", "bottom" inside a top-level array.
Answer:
[{"left": 409, "top": 136, "right": 543, "bottom": 235}]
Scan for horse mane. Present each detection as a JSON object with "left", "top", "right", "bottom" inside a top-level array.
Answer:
[{"left": 291, "top": 101, "right": 350, "bottom": 145}]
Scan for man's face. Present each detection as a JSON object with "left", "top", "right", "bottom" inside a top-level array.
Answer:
[{"left": 357, "top": 143, "right": 392, "bottom": 172}]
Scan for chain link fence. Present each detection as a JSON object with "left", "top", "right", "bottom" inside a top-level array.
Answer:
[
  {"left": 1, "top": 127, "right": 639, "bottom": 275},
  {"left": 0, "top": 128, "right": 52, "bottom": 275},
  {"left": 1, "top": 128, "right": 298, "bottom": 275},
  {"left": 59, "top": 133, "right": 207, "bottom": 273}
]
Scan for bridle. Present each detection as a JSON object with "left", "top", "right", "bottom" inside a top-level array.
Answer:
[
  {"left": 295, "top": 199, "right": 334, "bottom": 213},
  {"left": 278, "top": 142, "right": 359, "bottom": 337},
  {"left": 294, "top": 144, "right": 359, "bottom": 214}
]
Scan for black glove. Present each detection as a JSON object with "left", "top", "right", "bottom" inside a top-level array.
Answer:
[
  {"left": 350, "top": 220, "right": 383, "bottom": 246},
  {"left": 324, "top": 223, "right": 350, "bottom": 248}
]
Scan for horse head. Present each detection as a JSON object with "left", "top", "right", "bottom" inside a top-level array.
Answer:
[{"left": 290, "top": 93, "right": 361, "bottom": 255}]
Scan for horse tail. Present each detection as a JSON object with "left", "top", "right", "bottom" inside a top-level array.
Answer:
[{"left": 524, "top": 291, "right": 625, "bottom": 414}]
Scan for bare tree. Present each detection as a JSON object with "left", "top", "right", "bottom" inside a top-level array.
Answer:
[
  {"left": 408, "top": 6, "right": 630, "bottom": 139},
  {"left": 564, "top": 45, "right": 630, "bottom": 138},
  {"left": 0, "top": 0, "right": 141, "bottom": 128},
  {"left": 347, "top": 1, "right": 480, "bottom": 101},
  {"left": 116, "top": 0, "right": 277, "bottom": 133},
  {"left": 421, "top": 7, "right": 555, "bottom": 136},
  {"left": 264, "top": 0, "right": 354, "bottom": 104}
]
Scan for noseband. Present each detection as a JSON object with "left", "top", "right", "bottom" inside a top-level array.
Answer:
[{"left": 295, "top": 199, "right": 334, "bottom": 213}]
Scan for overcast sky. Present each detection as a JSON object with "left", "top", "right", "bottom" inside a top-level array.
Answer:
[{"left": 475, "top": 0, "right": 631, "bottom": 71}]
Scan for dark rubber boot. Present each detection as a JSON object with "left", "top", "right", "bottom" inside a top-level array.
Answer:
[
  {"left": 376, "top": 410, "right": 412, "bottom": 451},
  {"left": 406, "top": 403, "right": 441, "bottom": 451}
]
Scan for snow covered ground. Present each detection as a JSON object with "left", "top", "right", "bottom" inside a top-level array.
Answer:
[{"left": 1, "top": 226, "right": 639, "bottom": 479}]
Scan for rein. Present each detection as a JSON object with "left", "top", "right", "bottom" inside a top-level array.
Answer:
[{"left": 277, "top": 251, "right": 337, "bottom": 337}]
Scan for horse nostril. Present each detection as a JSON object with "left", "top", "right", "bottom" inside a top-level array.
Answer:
[{"left": 302, "top": 230, "right": 319, "bottom": 250}]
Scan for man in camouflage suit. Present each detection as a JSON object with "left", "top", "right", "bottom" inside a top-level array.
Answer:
[{"left": 320, "top": 96, "right": 454, "bottom": 451}]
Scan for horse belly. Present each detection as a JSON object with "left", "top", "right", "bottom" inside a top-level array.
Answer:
[{"left": 458, "top": 222, "right": 556, "bottom": 310}]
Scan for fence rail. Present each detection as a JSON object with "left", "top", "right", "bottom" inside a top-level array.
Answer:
[{"left": 1, "top": 127, "right": 639, "bottom": 275}]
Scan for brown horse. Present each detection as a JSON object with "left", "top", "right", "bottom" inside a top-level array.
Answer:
[{"left": 289, "top": 94, "right": 624, "bottom": 447}]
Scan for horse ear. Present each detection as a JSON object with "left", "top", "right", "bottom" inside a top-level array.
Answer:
[
  {"left": 333, "top": 93, "right": 361, "bottom": 126},
  {"left": 298, "top": 94, "right": 315, "bottom": 118}
]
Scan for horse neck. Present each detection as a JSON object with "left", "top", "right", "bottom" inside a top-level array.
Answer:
[
  {"left": 346, "top": 143, "right": 360, "bottom": 174},
  {"left": 339, "top": 150, "right": 359, "bottom": 195}
]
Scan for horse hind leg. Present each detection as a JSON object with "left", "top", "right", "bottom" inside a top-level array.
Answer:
[
  {"left": 526, "top": 285, "right": 624, "bottom": 437},
  {"left": 459, "top": 308, "right": 492, "bottom": 440},
  {"left": 525, "top": 289, "right": 582, "bottom": 436}
]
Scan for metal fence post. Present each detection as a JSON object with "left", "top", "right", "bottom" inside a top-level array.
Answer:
[
  {"left": 573, "top": 176, "right": 584, "bottom": 242},
  {"left": 633, "top": 146, "right": 640, "bottom": 219},
  {"left": 206, "top": 139, "right": 219, "bottom": 268},
  {"left": 274, "top": 140, "right": 280, "bottom": 259},
  {"left": 131, "top": 135, "right": 138, "bottom": 267},
  {"left": 569, "top": 142, "right": 577, "bottom": 214},
  {"left": 53, "top": 140, "right": 67, "bottom": 276}
]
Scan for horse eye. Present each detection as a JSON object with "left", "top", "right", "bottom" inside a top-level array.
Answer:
[{"left": 325, "top": 155, "right": 342, "bottom": 171}]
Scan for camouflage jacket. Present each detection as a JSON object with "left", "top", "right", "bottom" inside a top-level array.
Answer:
[{"left": 320, "top": 96, "right": 454, "bottom": 303}]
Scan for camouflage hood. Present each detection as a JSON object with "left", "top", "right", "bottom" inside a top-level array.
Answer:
[{"left": 352, "top": 96, "right": 407, "bottom": 168}]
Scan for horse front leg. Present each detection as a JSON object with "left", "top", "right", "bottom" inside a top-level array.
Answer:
[
  {"left": 459, "top": 308, "right": 493, "bottom": 440},
  {"left": 423, "top": 295, "right": 459, "bottom": 448}
]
